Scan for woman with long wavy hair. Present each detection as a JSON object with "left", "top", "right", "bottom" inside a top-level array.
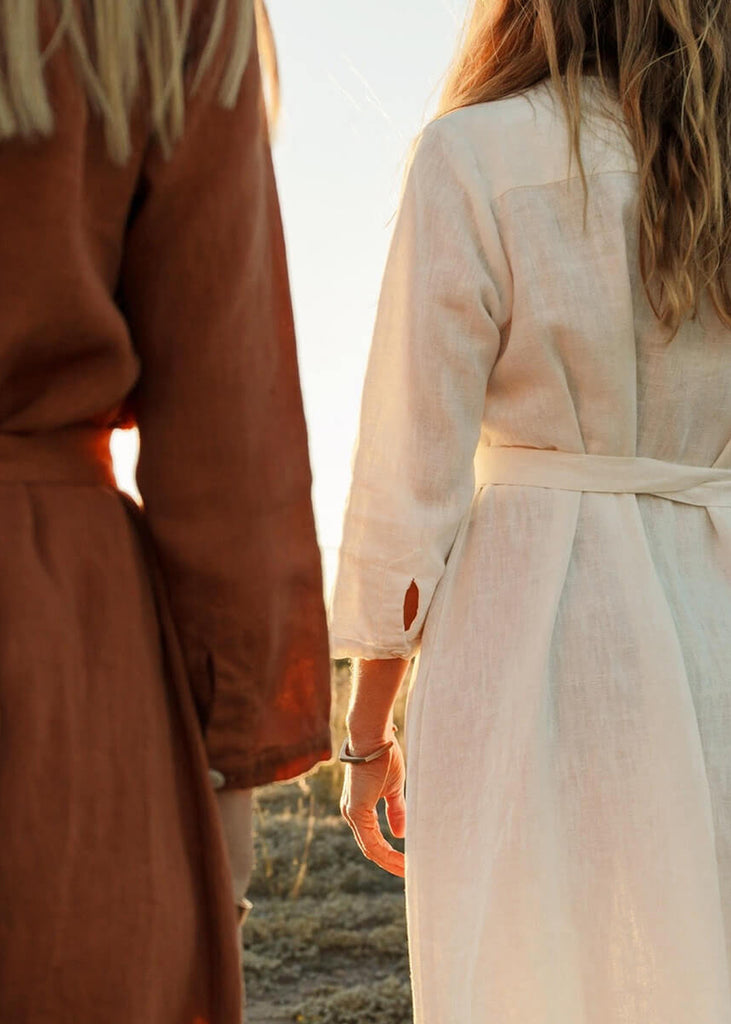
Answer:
[
  {"left": 331, "top": 1, "right": 731, "bottom": 1021},
  {"left": 0, "top": 2, "right": 331, "bottom": 1022}
]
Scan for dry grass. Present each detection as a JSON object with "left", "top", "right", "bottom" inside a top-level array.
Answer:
[{"left": 243, "top": 661, "right": 413, "bottom": 1024}]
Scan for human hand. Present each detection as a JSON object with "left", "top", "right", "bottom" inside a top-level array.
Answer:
[
  {"left": 340, "top": 738, "right": 406, "bottom": 878},
  {"left": 213, "top": 788, "right": 255, "bottom": 903}
]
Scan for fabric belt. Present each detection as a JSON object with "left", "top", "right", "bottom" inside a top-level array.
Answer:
[
  {"left": 475, "top": 446, "right": 731, "bottom": 508},
  {"left": 0, "top": 426, "right": 117, "bottom": 487}
]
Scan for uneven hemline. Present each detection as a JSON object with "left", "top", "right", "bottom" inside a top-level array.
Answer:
[{"left": 209, "top": 735, "right": 333, "bottom": 790}]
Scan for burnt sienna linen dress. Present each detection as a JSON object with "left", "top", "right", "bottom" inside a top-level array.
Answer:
[
  {"left": 0, "top": 4, "right": 331, "bottom": 1023},
  {"left": 330, "top": 74, "right": 731, "bottom": 1023}
]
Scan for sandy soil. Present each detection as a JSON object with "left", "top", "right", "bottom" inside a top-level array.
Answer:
[
  {"left": 241, "top": 663, "right": 413, "bottom": 1023},
  {"left": 242, "top": 788, "right": 411, "bottom": 1023}
]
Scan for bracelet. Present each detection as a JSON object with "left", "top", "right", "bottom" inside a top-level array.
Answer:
[
  {"left": 235, "top": 897, "right": 253, "bottom": 928},
  {"left": 339, "top": 725, "right": 398, "bottom": 765}
]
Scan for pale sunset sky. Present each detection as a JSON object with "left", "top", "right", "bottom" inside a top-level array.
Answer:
[{"left": 111, "top": 0, "right": 471, "bottom": 593}]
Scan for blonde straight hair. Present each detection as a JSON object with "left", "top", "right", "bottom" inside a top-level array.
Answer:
[
  {"left": 0, "top": 0, "right": 279, "bottom": 165},
  {"left": 439, "top": 0, "right": 731, "bottom": 342}
]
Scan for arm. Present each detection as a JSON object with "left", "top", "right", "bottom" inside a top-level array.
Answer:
[
  {"left": 329, "top": 118, "right": 510, "bottom": 663},
  {"left": 345, "top": 657, "right": 408, "bottom": 750},
  {"left": 116, "top": 3, "right": 332, "bottom": 793},
  {"left": 332, "top": 117, "right": 512, "bottom": 872},
  {"left": 339, "top": 656, "right": 409, "bottom": 877}
]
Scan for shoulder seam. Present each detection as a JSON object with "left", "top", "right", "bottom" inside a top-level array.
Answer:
[{"left": 490, "top": 166, "right": 639, "bottom": 207}]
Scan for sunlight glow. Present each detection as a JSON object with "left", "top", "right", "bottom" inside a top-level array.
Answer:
[{"left": 110, "top": 428, "right": 141, "bottom": 504}]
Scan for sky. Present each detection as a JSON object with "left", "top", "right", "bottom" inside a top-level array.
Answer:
[{"left": 111, "top": 0, "right": 471, "bottom": 593}]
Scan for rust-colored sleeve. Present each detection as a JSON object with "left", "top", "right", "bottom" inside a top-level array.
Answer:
[{"left": 116, "top": 7, "right": 332, "bottom": 790}]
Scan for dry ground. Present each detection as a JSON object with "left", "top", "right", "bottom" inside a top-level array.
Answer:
[{"left": 242, "top": 662, "right": 413, "bottom": 1024}]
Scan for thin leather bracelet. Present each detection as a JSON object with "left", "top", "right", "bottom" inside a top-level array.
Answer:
[{"left": 339, "top": 725, "right": 398, "bottom": 765}]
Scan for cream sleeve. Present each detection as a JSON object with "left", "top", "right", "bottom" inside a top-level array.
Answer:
[{"left": 329, "top": 116, "right": 512, "bottom": 659}]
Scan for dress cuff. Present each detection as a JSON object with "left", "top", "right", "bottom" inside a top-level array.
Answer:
[
  {"left": 177, "top": 632, "right": 332, "bottom": 790},
  {"left": 206, "top": 734, "right": 333, "bottom": 790},
  {"left": 328, "top": 548, "right": 440, "bottom": 662}
]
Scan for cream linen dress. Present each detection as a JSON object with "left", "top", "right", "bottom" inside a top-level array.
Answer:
[{"left": 329, "top": 73, "right": 731, "bottom": 1024}]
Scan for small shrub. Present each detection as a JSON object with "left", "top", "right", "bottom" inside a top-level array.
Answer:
[{"left": 295, "top": 974, "right": 413, "bottom": 1024}]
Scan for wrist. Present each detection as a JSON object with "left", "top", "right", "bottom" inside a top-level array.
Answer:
[{"left": 345, "top": 720, "right": 397, "bottom": 758}]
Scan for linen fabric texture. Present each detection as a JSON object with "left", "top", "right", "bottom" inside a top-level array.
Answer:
[
  {"left": 330, "top": 75, "right": 731, "bottom": 1023},
  {"left": 0, "top": 1, "right": 331, "bottom": 1021}
]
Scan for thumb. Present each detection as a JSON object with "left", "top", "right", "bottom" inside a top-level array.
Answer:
[{"left": 385, "top": 786, "right": 406, "bottom": 840}]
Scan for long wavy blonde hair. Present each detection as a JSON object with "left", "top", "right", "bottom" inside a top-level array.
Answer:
[
  {"left": 439, "top": 0, "right": 731, "bottom": 341},
  {"left": 0, "top": 0, "right": 279, "bottom": 165}
]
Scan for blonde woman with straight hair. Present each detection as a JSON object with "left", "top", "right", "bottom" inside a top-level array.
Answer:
[
  {"left": 331, "top": 0, "right": 731, "bottom": 1021},
  {"left": 0, "top": 2, "right": 332, "bottom": 1022}
]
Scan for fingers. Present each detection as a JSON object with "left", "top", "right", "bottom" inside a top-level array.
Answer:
[
  {"left": 383, "top": 743, "right": 407, "bottom": 839},
  {"left": 385, "top": 788, "right": 406, "bottom": 840},
  {"left": 346, "top": 808, "right": 405, "bottom": 878},
  {"left": 340, "top": 803, "right": 369, "bottom": 860},
  {"left": 340, "top": 750, "right": 407, "bottom": 878}
]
